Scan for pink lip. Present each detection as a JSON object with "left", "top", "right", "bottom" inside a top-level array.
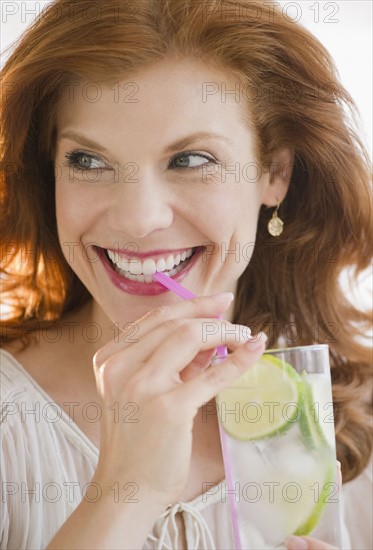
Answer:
[
  {"left": 96, "top": 246, "right": 204, "bottom": 296},
  {"left": 105, "top": 246, "right": 195, "bottom": 261}
]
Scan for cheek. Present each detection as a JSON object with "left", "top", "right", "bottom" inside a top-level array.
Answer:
[
  {"left": 225, "top": 188, "right": 262, "bottom": 267},
  {"left": 198, "top": 197, "right": 260, "bottom": 273},
  {"left": 54, "top": 180, "right": 96, "bottom": 245},
  {"left": 55, "top": 184, "right": 100, "bottom": 275},
  {"left": 203, "top": 183, "right": 261, "bottom": 239}
]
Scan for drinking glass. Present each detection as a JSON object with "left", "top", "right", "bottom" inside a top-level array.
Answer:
[{"left": 213, "top": 344, "right": 342, "bottom": 549}]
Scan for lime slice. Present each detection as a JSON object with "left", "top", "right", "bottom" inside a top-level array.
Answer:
[
  {"left": 295, "top": 375, "right": 335, "bottom": 535},
  {"left": 294, "top": 459, "right": 336, "bottom": 536},
  {"left": 299, "top": 374, "right": 329, "bottom": 450},
  {"left": 216, "top": 354, "right": 302, "bottom": 440}
]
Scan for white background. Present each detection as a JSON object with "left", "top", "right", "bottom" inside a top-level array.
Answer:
[{"left": 1, "top": 1, "right": 372, "bottom": 313}]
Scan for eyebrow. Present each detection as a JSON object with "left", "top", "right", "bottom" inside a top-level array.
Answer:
[
  {"left": 163, "top": 132, "right": 233, "bottom": 154},
  {"left": 57, "top": 130, "right": 233, "bottom": 155},
  {"left": 58, "top": 131, "right": 110, "bottom": 154}
]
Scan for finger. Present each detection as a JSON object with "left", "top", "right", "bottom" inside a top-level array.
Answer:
[
  {"left": 97, "top": 319, "right": 253, "bottom": 396},
  {"left": 286, "top": 535, "right": 338, "bottom": 549},
  {"left": 179, "top": 349, "right": 216, "bottom": 382},
  {"left": 174, "top": 333, "right": 268, "bottom": 408},
  {"left": 123, "top": 316, "right": 250, "bottom": 370},
  {"left": 136, "top": 319, "right": 252, "bottom": 388},
  {"left": 93, "top": 292, "right": 234, "bottom": 368}
]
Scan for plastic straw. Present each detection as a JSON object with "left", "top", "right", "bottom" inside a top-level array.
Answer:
[
  {"left": 153, "top": 272, "right": 227, "bottom": 355},
  {"left": 153, "top": 271, "right": 196, "bottom": 299},
  {"left": 153, "top": 270, "right": 243, "bottom": 550}
]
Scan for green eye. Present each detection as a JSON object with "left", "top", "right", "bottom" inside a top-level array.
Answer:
[
  {"left": 170, "top": 152, "right": 214, "bottom": 169},
  {"left": 65, "top": 151, "right": 106, "bottom": 171},
  {"left": 77, "top": 154, "right": 94, "bottom": 169}
]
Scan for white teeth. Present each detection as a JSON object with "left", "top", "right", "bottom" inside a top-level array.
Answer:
[
  {"left": 107, "top": 247, "right": 195, "bottom": 280},
  {"left": 108, "top": 250, "right": 116, "bottom": 262},
  {"left": 165, "top": 255, "right": 174, "bottom": 270},
  {"left": 118, "top": 258, "right": 130, "bottom": 271},
  {"left": 129, "top": 260, "right": 142, "bottom": 275},
  {"left": 142, "top": 258, "right": 157, "bottom": 275},
  {"left": 156, "top": 258, "right": 167, "bottom": 272},
  {"left": 116, "top": 258, "right": 187, "bottom": 282}
]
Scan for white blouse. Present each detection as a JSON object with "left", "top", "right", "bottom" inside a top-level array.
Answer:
[{"left": 1, "top": 349, "right": 372, "bottom": 550}]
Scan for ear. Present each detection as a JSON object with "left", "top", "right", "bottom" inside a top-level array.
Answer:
[{"left": 261, "top": 148, "right": 294, "bottom": 206}]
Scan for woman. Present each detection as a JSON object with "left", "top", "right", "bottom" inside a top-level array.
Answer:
[{"left": 1, "top": 0, "right": 372, "bottom": 548}]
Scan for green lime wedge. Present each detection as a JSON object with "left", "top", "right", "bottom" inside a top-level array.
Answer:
[
  {"left": 216, "top": 354, "right": 302, "bottom": 440},
  {"left": 299, "top": 374, "right": 329, "bottom": 450},
  {"left": 294, "top": 459, "right": 336, "bottom": 536},
  {"left": 294, "top": 374, "right": 335, "bottom": 535}
]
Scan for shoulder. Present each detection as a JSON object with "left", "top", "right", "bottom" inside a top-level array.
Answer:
[
  {"left": 0, "top": 348, "right": 73, "bottom": 549},
  {"left": 0, "top": 347, "right": 57, "bottom": 453},
  {"left": 0, "top": 348, "right": 45, "bottom": 451},
  {"left": 0, "top": 347, "right": 30, "bottom": 403}
]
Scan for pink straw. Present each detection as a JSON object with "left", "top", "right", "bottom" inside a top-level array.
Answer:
[
  {"left": 153, "top": 271, "right": 227, "bottom": 356},
  {"left": 153, "top": 271, "right": 243, "bottom": 550}
]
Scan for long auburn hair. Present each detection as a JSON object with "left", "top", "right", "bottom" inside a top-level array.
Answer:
[{"left": 1, "top": 0, "right": 372, "bottom": 482}]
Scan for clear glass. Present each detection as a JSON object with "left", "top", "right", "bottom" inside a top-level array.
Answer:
[{"left": 213, "top": 344, "right": 342, "bottom": 549}]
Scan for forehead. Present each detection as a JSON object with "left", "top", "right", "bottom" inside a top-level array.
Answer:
[{"left": 55, "top": 58, "right": 251, "bottom": 133}]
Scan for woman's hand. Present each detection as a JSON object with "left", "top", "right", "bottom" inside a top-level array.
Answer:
[
  {"left": 287, "top": 535, "right": 338, "bottom": 549},
  {"left": 91, "top": 292, "right": 266, "bottom": 509}
]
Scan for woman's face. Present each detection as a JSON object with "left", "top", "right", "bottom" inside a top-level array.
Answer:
[{"left": 54, "top": 58, "right": 286, "bottom": 323}]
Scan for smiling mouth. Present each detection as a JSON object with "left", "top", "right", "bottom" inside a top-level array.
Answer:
[{"left": 104, "top": 246, "right": 201, "bottom": 283}]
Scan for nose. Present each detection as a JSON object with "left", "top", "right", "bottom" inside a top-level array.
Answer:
[{"left": 108, "top": 170, "right": 174, "bottom": 239}]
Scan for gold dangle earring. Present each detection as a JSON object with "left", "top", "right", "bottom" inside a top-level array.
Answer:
[{"left": 267, "top": 198, "right": 284, "bottom": 237}]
